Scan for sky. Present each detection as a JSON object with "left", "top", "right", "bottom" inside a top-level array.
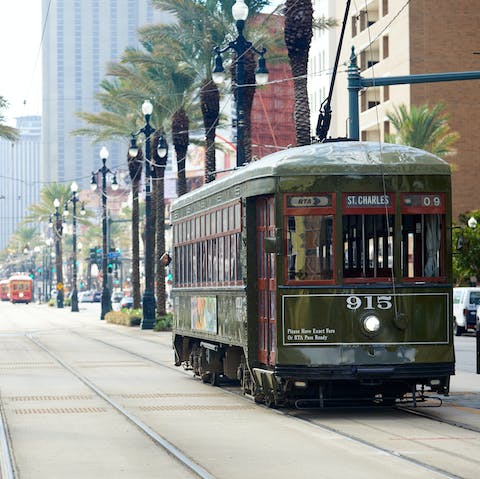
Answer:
[
  {"left": 0, "top": 0, "right": 283, "bottom": 127},
  {"left": 0, "top": 0, "right": 43, "bottom": 126}
]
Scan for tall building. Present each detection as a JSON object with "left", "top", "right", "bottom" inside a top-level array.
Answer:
[
  {"left": 248, "top": 13, "right": 296, "bottom": 159},
  {"left": 41, "top": 0, "right": 172, "bottom": 189},
  {"left": 0, "top": 116, "right": 42, "bottom": 251},
  {"left": 310, "top": 0, "right": 479, "bottom": 220}
]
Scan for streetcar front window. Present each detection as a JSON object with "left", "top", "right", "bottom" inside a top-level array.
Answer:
[
  {"left": 343, "top": 214, "right": 394, "bottom": 279},
  {"left": 402, "top": 214, "right": 445, "bottom": 279},
  {"left": 286, "top": 215, "right": 334, "bottom": 281}
]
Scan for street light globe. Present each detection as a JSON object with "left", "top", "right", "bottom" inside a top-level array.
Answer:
[
  {"left": 468, "top": 216, "right": 478, "bottom": 229},
  {"left": 53, "top": 198, "right": 60, "bottom": 208},
  {"left": 232, "top": 0, "right": 248, "bottom": 21},
  {"left": 142, "top": 99, "right": 154, "bottom": 116},
  {"left": 71, "top": 181, "right": 78, "bottom": 193},
  {"left": 100, "top": 146, "right": 109, "bottom": 159}
]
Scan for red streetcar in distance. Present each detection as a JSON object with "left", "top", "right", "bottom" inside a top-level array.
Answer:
[
  {"left": 0, "top": 279, "right": 9, "bottom": 301},
  {"left": 8, "top": 274, "right": 33, "bottom": 304}
]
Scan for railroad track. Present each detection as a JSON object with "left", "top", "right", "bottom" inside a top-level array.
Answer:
[
  {"left": 65, "top": 328, "right": 479, "bottom": 479},
  {"left": 2, "top": 309, "right": 479, "bottom": 479},
  {"left": 22, "top": 333, "right": 214, "bottom": 479}
]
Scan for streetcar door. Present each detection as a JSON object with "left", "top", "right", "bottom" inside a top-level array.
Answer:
[{"left": 256, "top": 197, "right": 276, "bottom": 365}]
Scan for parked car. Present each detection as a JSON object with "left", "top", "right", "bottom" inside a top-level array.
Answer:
[
  {"left": 79, "top": 290, "right": 94, "bottom": 302},
  {"left": 93, "top": 291, "right": 102, "bottom": 302},
  {"left": 453, "top": 287, "right": 480, "bottom": 335},
  {"left": 120, "top": 296, "right": 133, "bottom": 309}
]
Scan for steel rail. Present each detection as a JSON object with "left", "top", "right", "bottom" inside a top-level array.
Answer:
[
  {"left": 26, "top": 333, "right": 215, "bottom": 479},
  {"left": 282, "top": 410, "right": 463, "bottom": 479},
  {"left": 0, "top": 393, "right": 16, "bottom": 479},
  {"left": 67, "top": 329, "right": 475, "bottom": 478}
]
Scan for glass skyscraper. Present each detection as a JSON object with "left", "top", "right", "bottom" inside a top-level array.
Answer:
[{"left": 41, "top": 0, "right": 172, "bottom": 189}]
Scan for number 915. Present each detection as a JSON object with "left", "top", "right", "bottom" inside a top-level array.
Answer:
[{"left": 346, "top": 295, "right": 393, "bottom": 310}]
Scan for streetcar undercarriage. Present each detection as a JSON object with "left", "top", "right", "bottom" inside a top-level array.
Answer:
[{"left": 174, "top": 335, "right": 452, "bottom": 408}]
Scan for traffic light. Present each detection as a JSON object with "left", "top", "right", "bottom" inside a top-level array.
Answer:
[
  {"left": 29, "top": 269, "right": 35, "bottom": 279},
  {"left": 107, "top": 263, "right": 113, "bottom": 273}
]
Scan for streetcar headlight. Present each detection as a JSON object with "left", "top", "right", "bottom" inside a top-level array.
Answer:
[
  {"left": 19, "top": 292, "right": 24, "bottom": 298},
  {"left": 294, "top": 381, "right": 308, "bottom": 388},
  {"left": 363, "top": 315, "right": 381, "bottom": 334}
]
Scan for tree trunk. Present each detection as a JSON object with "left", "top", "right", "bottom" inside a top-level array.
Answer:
[
  {"left": 131, "top": 180, "right": 141, "bottom": 309},
  {"left": 172, "top": 108, "right": 189, "bottom": 196},
  {"left": 284, "top": 0, "right": 313, "bottom": 146},
  {"left": 200, "top": 78, "right": 220, "bottom": 183}
]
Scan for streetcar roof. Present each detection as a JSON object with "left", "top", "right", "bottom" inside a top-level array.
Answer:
[{"left": 172, "top": 141, "right": 450, "bottom": 211}]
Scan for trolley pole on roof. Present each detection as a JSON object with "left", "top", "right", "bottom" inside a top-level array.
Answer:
[{"left": 347, "top": 46, "right": 480, "bottom": 140}]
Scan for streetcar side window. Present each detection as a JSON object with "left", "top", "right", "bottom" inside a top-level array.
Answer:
[
  {"left": 286, "top": 215, "right": 334, "bottom": 281},
  {"left": 172, "top": 201, "right": 242, "bottom": 288},
  {"left": 342, "top": 214, "right": 394, "bottom": 279}
]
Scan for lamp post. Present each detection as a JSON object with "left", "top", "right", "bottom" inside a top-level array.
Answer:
[
  {"left": 129, "top": 100, "right": 169, "bottom": 329},
  {"left": 45, "top": 237, "right": 54, "bottom": 301},
  {"left": 63, "top": 181, "right": 86, "bottom": 312},
  {"left": 466, "top": 216, "right": 480, "bottom": 375},
  {"left": 212, "top": 0, "right": 268, "bottom": 167},
  {"left": 91, "top": 146, "right": 118, "bottom": 320},
  {"left": 50, "top": 198, "right": 64, "bottom": 308}
]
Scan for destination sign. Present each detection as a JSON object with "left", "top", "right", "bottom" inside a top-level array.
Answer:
[
  {"left": 345, "top": 193, "right": 391, "bottom": 208},
  {"left": 286, "top": 195, "right": 332, "bottom": 208}
]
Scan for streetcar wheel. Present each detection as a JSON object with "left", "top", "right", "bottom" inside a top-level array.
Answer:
[{"left": 264, "top": 391, "right": 277, "bottom": 409}]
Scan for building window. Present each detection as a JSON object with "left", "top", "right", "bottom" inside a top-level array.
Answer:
[
  {"left": 383, "top": 121, "right": 390, "bottom": 140},
  {"left": 382, "top": 0, "right": 389, "bottom": 16},
  {"left": 383, "top": 85, "right": 390, "bottom": 102},
  {"left": 383, "top": 35, "right": 389, "bottom": 59}
]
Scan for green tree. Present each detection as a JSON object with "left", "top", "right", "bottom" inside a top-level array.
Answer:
[
  {"left": 9, "top": 226, "right": 42, "bottom": 252},
  {"left": 151, "top": 1, "right": 270, "bottom": 180},
  {"left": 24, "top": 184, "right": 72, "bottom": 305},
  {"left": 0, "top": 96, "right": 19, "bottom": 141},
  {"left": 386, "top": 103, "right": 459, "bottom": 158},
  {"left": 453, "top": 211, "right": 480, "bottom": 286}
]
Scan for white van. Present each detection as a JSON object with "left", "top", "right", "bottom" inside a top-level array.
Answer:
[{"left": 453, "top": 287, "right": 480, "bottom": 336}]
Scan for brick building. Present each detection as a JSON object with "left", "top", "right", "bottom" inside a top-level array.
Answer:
[{"left": 327, "top": 0, "right": 480, "bottom": 221}]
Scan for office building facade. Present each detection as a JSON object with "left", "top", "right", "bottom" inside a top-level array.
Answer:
[
  {"left": 0, "top": 116, "right": 42, "bottom": 251},
  {"left": 41, "top": 0, "right": 172, "bottom": 189},
  {"left": 309, "top": 0, "right": 480, "bottom": 220}
]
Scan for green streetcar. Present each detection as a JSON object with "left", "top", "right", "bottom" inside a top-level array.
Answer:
[{"left": 171, "top": 141, "right": 454, "bottom": 407}]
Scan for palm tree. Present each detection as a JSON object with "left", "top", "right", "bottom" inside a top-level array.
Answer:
[
  {"left": 0, "top": 96, "right": 19, "bottom": 141},
  {"left": 122, "top": 35, "right": 197, "bottom": 196},
  {"left": 24, "top": 184, "right": 72, "bottom": 305},
  {"left": 152, "top": 132, "right": 167, "bottom": 317},
  {"left": 150, "top": 1, "right": 270, "bottom": 180},
  {"left": 284, "top": 0, "right": 313, "bottom": 146},
  {"left": 386, "top": 103, "right": 459, "bottom": 158},
  {"left": 75, "top": 65, "right": 167, "bottom": 312}
]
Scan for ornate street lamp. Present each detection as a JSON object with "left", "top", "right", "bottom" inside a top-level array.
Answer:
[
  {"left": 129, "top": 100, "right": 169, "bottom": 329},
  {"left": 212, "top": 0, "right": 268, "bottom": 167},
  {"left": 91, "top": 146, "right": 118, "bottom": 319},
  {"left": 63, "top": 181, "right": 86, "bottom": 312}
]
